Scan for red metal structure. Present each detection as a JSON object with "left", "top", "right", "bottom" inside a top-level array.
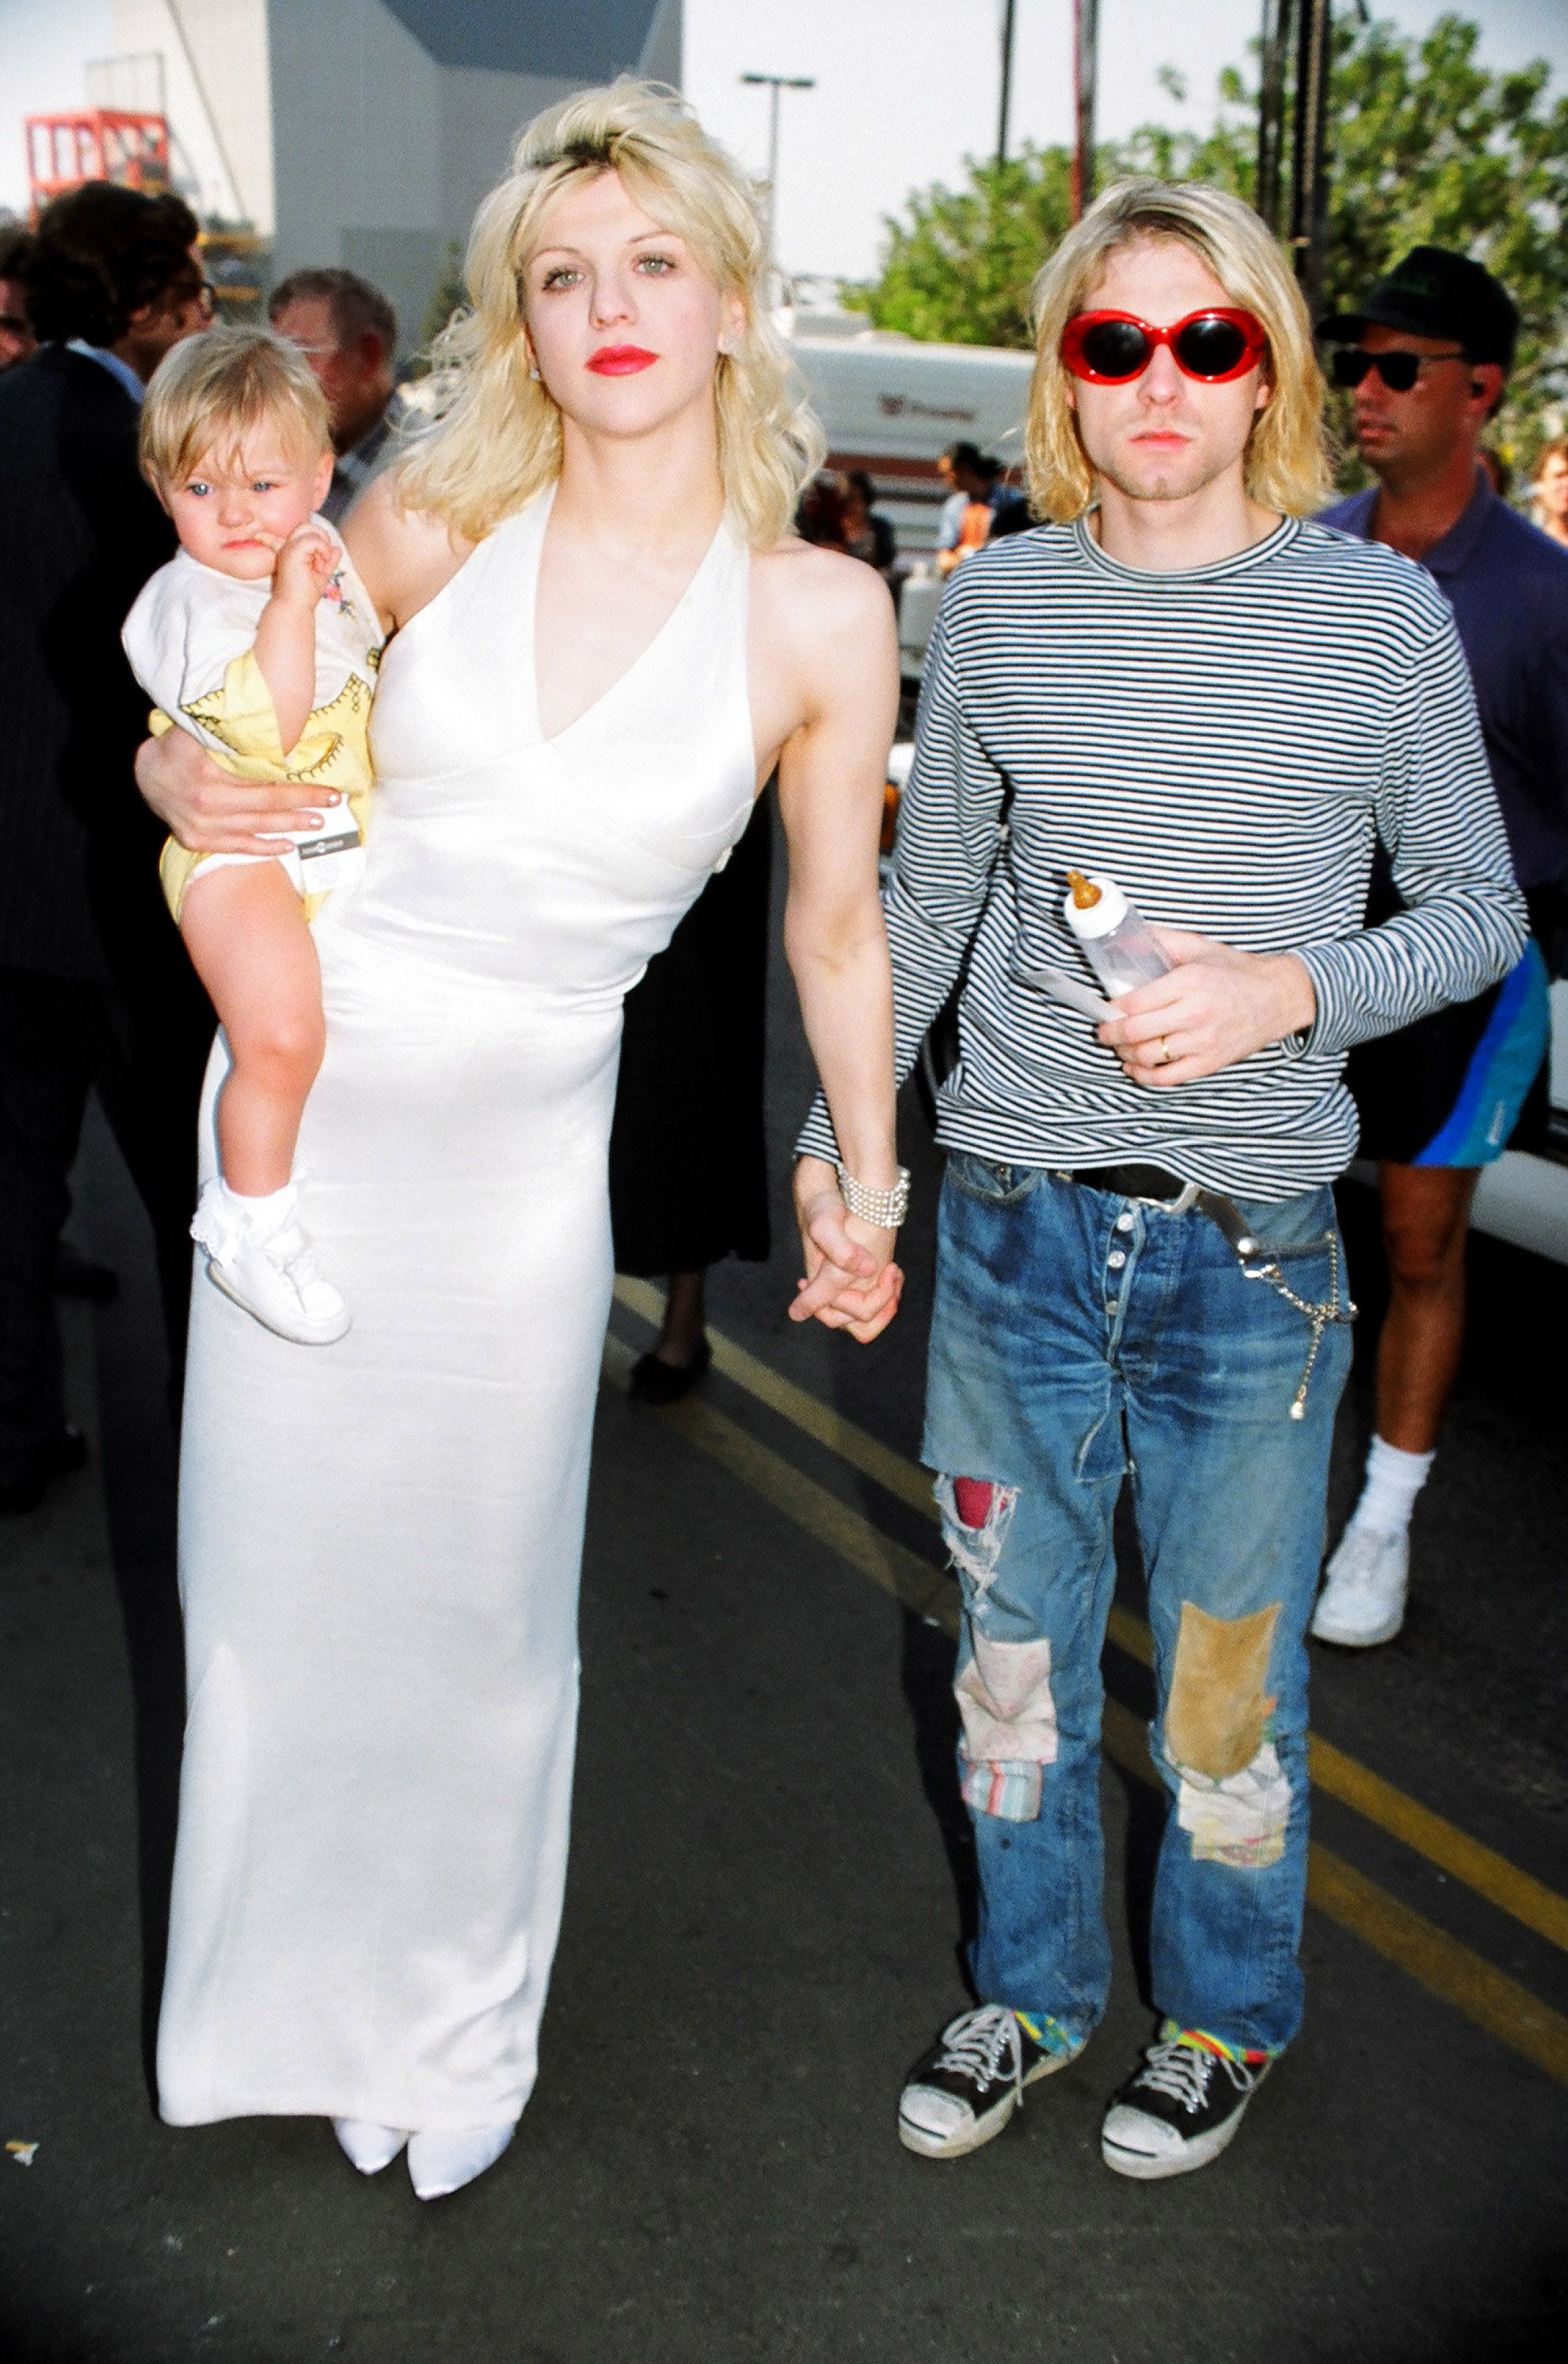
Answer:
[{"left": 25, "top": 110, "right": 171, "bottom": 218}]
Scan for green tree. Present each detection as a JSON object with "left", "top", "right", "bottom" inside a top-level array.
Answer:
[{"left": 845, "top": 13, "right": 1568, "bottom": 455}]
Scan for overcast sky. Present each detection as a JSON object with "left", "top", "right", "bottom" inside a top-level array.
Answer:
[
  {"left": 3, "top": 2, "right": 1566, "bottom": 283},
  {"left": 683, "top": 0, "right": 1568, "bottom": 284}
]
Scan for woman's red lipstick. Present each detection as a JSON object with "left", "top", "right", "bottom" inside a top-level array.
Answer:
[{"left": 587, "top": 345, "right": 657, "bottom": 375}]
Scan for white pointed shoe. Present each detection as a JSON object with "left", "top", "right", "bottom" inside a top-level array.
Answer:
[
  {"left": 407, "top": 2121, "right": 516, "bottom": 2201},
  {"left": 191, "top": 1180, "right": 351, "bottom": 1346},
  {"left": 1310, "top": 1523, "right": 1410, "bottom": 1647},
  {"left": 333, "top": 2118, "right": 407, "bottom": 2175}
]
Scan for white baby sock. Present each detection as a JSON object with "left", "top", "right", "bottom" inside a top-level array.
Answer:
[
  {"left": 218, "top": 1179, "right": 297, "bottom": 1234},
  {"left": 1349, "top": 1435, "right": 1436, "bottom": 1539}
]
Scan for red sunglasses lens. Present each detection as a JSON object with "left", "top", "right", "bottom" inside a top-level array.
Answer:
[
  {"left": 1172, "top": 314, "right": 1254, "bottom": 378},
  {"left": 1073, "top": 318, "right": 1151, "bottom": 381}
]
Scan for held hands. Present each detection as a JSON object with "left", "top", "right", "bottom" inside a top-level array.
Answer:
[
  {"left": 270, "top": 519, "right": 338, "bottom": 608},
  {"left": 791, "top": 1156, "right": 905, "bottom": 1343},
  {"left": 1096, "top": 927, "right": 1317, "bottom": 1087}
]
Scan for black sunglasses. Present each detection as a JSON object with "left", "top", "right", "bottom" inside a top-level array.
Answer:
[{"left": 1329, "top": 346, "right": 1470, "bottom": 393}]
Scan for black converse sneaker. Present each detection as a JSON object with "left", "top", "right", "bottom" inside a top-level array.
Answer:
[
  {"left": 1100, "top": 2025, "right": 1269, "bottom": 2180},
  {"left": 897, "top": 2003, "right": 1078, "bottom": 2159}
]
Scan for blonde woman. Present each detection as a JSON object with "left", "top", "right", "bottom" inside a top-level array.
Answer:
[
  {"left": 797, "top": 177, "right": 1524, "bottom": 2182},
  {"left": 135, "top": 82, "right": 903, "bottom": 2199}
]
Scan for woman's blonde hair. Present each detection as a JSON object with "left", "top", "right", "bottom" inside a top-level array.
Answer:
[
  {"left": 138, "top": 324, "right": 329, "bottom": 491},
  {"left": 1024, "top": 177, "right": 1332, "bottom": 522},
  {"left": 396, "top": 78, "right": 823, "bottom": 549}
]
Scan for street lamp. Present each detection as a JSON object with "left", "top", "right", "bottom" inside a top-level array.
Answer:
[
  {"left": 1072, "top": 0, "right": 1100, "bottom": 220},
  {"left": 740, "top": 71, "right": 816, "bottom": 276}
]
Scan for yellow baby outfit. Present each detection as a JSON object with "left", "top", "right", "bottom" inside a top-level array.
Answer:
[{"left": 121, "top": 522, "right": 383, "bottom": 924}]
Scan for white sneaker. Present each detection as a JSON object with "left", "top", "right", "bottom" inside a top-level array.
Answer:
[
  {"left": 1310, "top": 1523, "right": 1409, "bottom": 1647},
  {"left": 191, "top": 1180, "right": 351, "bottom": 1346}
]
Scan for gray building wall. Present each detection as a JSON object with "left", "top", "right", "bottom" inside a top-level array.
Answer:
[{"left": 266, "top": 0, "right": 681, "bottom": 366}]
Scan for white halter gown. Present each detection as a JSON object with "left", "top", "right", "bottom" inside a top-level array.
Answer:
[{"left": 158, "top": 487, "right": 756, "bottom": 2132}]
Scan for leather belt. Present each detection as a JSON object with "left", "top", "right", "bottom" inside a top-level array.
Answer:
[
  {"left": 1059, "top": 1162, "right": 1190, "bottom": 1204},
  {"left": 1056, "top": 1164, "right": 1261, "bottom": 1258}
]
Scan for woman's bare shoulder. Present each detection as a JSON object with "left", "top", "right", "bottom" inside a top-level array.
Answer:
[
  {"left": 342, "top": 470, "right": 474, "bottom": 633},
  {"left": 750, "top": 536, "right": 895, "bottom": 650}
]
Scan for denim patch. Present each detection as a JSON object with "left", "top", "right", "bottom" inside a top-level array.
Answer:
[
  {"left": 956, "top": 1632, "right": 1057, "bottom": 1822},
  {"left": 1172, "top": 1739, "right": 1291, "bottom": 1870}
]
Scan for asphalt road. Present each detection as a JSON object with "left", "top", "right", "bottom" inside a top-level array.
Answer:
[{"left": 4, "top": 915, "right": 1567, "bottom": 2364}]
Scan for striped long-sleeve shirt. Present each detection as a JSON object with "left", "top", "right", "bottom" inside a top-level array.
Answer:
[{"left": 798, "top": 515, "right": 1528, "bottom": 1200}]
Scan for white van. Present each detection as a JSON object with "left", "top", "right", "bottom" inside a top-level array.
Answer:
[{"left": 778, "top": 303, "right": 1033, "bottom": 557}]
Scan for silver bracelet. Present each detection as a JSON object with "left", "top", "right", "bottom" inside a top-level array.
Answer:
[{"left": 836, "top": 1162, "right": 910, "bottom": 1228}]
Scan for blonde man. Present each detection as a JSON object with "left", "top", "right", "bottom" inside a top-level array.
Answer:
[{"left": 797, "top": 179, "right": 1525, "bottom": 2178}]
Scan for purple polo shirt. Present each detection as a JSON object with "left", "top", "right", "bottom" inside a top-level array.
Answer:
[{"left": 1321, "top": 472, "right": 1568, "bottom": 890}]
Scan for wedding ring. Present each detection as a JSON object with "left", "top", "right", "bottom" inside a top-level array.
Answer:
[{"left": 1156, "top": 1036, "right": 1173, "bottom": 1066}]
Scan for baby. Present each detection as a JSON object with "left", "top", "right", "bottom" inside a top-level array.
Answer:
[{"left": 124, "top": 325, "right": 383, "bottom": 1344}]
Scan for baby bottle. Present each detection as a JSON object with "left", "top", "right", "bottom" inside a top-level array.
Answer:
[{"left": 1062, "top": 868, "right": 1172, "bottom": 998}]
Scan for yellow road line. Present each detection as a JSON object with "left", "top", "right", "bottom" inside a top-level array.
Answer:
[
  {"left": 602, "top": 1330, "right": 1568, "bottom": 2086},
  {"left": 613, "top": 1279, "right": 1568, "bottom": 1961}
]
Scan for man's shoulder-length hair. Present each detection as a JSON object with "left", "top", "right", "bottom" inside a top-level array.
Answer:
[{"left": 1024, "top": 177, "right": 1332, "bottom": 525}]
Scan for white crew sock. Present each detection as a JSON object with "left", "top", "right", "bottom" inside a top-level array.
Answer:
[{"left": 1348, "top": 1435, "right": 1436, "bottom": 1539}]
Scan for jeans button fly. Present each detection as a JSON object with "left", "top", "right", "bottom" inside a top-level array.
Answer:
[
  {"left": 1115, "top": 1211, "right": 1135, "bottom": 1232},
  {"left": 1107, "top": 1249, "right": 1126, "bottom": 1270}
]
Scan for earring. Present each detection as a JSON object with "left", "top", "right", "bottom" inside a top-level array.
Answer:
[{"left": 528, "top": 362, "right": 540, "bottom": 381}]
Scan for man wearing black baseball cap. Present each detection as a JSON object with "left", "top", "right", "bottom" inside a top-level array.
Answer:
[{"left": 1314, "top": 248, "right": 1568, "bottom": 1648}]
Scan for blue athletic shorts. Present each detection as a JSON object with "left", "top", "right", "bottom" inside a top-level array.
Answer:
[{"left": 1345, "top": 940, "right": 1551, "bottom": 1168}]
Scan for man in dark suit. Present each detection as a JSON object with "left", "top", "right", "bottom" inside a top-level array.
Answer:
[{"left": 0, "top": 183, "right": 215, "bottom": 1512}]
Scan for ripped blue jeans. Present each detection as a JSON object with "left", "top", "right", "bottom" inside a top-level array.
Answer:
[{"left": 923, "top": 1154, "right": 1353, "bottom": 2060}]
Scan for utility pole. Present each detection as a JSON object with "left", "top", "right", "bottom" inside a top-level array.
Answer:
[
  {"left": 740, "top": 71, "right": 816, "bottom": 280},
  {"left": 1254, "top": 0, "right": 1294, "bottom": 235},
  {"left": 997, "top": 0, "right": 1017, "bottom": 169},
  {"left": 1287, "top": 0, "right": 1332, "bottom": 319},
  {"left": 1072, "top": 0, "right": 1099, "bottom": 221}
]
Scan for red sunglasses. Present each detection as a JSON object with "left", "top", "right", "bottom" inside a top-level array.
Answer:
[{"left": 1061, "top": 308, "right": 1268, "bottom": 385}]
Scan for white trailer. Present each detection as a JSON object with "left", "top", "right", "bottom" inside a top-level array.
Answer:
[{"left": 777, "top": 304, "right": 1034, "bottom": 559}]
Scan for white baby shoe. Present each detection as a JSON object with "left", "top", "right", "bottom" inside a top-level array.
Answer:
[{"left": 191, "top": 1178, "right": 351, "bottom": 1346}]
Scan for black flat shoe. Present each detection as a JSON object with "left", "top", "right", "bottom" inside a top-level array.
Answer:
[
  {"left": 627, "top": 1337, "right": 712, "bottom": 1407},
  {"left": 0, "top": 1424, "right": 87, "bottom": 1516}
]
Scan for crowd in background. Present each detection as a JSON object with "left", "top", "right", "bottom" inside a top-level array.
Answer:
[{"left": 2, "top": 174, "right": 1568, "bottom": 1519}]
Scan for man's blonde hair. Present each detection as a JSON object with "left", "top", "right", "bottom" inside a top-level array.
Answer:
[
  {"left": 396, "top": 77, "right": 824, "bottom": 550},
  {"left": 139, "top": 324, "right": 330, "bottom": 490},
  {"left": 1025, "top": 178, "right": 1332, "bottom": 522}
]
